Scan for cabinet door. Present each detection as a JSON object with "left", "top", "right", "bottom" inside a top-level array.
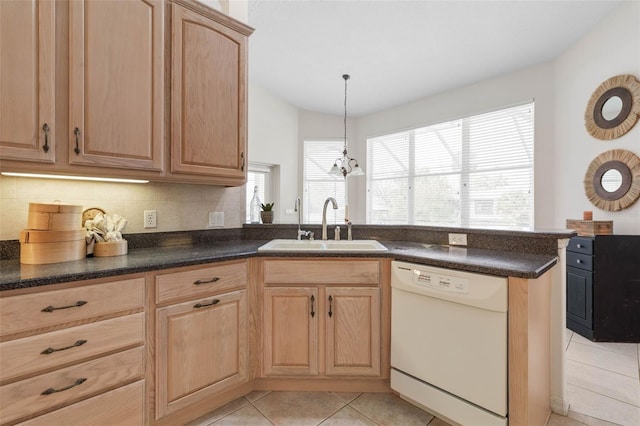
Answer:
[
  {"left": 326, "top": 287, "right": 380, "bottom": 376},
  {"left": 68, "top": 0, "right": 164, "bottom": 171},
  {"left": 263, "top": 287, "right": 319, "bottom": 376},
  {"left": 156, "top": 290, "right": 247, "bottom": 419},
  {"left": 567, "top": 266, "right": 593, "bottom": 329},
  {"left": 170, "top": 4, "right": 247, "bottom": 181},
  {"left": 0, "top": 0, "right": 55, "bottom": 163}
]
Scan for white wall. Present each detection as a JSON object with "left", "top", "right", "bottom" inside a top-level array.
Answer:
[
  {"left": 554, "top": 0, "right": 640, "bottom": 235},
  {"left": 248, "top": 82, "right": 299, "bottom": 222},
  {"left": 257, "top": 1, "right": 639, "bottom": 234}
]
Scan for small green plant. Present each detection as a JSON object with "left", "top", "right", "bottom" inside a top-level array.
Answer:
[{"left": 260, "top": 203, "right": 274, "bottom": 211}]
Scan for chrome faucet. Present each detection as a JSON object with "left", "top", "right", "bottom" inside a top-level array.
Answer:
[
  {"left": 295, "top": 197, "right": 313, "bottom": 240},
  {"left": 321, "top": 197, "right": 338, "bottom": 240}
]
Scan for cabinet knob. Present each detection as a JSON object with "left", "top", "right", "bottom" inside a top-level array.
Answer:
[
  {"left": 576, "top": 259, "right": 582, "bottom": 264},
  {"left": 576, "top": 244, "right": 583, "bottom": 248}
]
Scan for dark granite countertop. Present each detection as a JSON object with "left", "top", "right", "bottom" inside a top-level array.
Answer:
[{"left": 0, "top": 238, "right": 559, "bottom": 291}]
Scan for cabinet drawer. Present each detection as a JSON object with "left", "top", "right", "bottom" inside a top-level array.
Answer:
[
  {"left": 0, "top": 278, "right": 144, "bottom": 339},
  {"left": 18, "top": 380, "right": 144, "bottom": 426},
  {"left": 0, "top": 346, "right": 143, "bottom": 425},
  {"left": 568, "top": 237, "right": 593, "bottom": 255},
  {"left": 263, "top": 260, "right": 380, "bottom": 285},
  {"left": 1, "top": 313, "right": 144, "bottom": 384},
  {"left": 156, "top": 260, "right": 247, "bottom": 304},
  {"left": 567, "top": 251, "right": 593, "bottom": 271}
]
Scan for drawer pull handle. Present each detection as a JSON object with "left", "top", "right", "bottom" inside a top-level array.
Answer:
[
  {"left": 310, "top": 295, "right": 315, "bottom": 318},
  {"left": 194, "top": 299, "right": 220, "bottom": 309},
  {"left": 328, "top": 295, "right": 333, "bottom": 318},
  {"left": 193, "top": 277, "right": 220, "bottom": 285},
  {"left": 41, "top": 378, "right": 87, "bottom": 395},
  {"left": 41, "top": 300, "right": 87, "bottom": 313},
  {"left": 41, "top": 339, "right": 87, "bottom": 355}
]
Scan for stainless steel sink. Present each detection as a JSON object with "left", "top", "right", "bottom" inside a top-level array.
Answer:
[{"left": 257, "top": 239, "right": 388, "bottom": 253}]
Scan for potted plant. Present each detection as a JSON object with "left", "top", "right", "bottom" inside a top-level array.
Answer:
[{"left": 260, "top": 203, "right": 275, "bottom": 224}]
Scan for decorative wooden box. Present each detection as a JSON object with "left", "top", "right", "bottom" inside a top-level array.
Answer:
[{"left": 566, "top": 219, "right": 613, "bottom": 236}]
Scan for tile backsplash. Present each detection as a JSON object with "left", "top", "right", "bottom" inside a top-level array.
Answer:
[{"left": 0, "top": 176, "right": 246, "bottom": 241}]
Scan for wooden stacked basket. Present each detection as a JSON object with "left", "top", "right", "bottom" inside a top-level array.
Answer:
[{"left": 19, "top": 203, "right": 86, "bottom": 265}]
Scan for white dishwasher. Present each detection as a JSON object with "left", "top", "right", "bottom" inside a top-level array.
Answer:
[{"left": 390, "top": 260, "right": 508, "bottom": 426}]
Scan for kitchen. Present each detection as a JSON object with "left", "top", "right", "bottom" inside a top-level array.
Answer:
[{"left": 1, "top": 0, "right": 639, "bottom": 425}]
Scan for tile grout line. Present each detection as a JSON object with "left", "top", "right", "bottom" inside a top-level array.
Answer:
[
  {"left": 567, "top": 380, "right": 640, "bottom": 409},
  {"left": 567, "top": 357, "right": 640, "bottom": 382}
]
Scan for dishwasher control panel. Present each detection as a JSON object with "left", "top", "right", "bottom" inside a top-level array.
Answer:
[{"left": 413, "top": 269, "right": 469, "bottom": 294}]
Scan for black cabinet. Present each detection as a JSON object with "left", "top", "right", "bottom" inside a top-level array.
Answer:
[{"left": 566, "top": 235, "right": 640, "bottom": 342}]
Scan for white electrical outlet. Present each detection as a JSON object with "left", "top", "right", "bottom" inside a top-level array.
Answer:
[
  {"left": 208, "top": 211, "right": 224, "bottom": 227},
  {"left": 448, "top": 233, "right": 467, "bottom": 246},
  {"left": 144, "top": 210, "right": 157, "bottom": 228}
]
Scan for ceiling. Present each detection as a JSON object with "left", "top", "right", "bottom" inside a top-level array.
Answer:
[{"left": 247, "top": 0, "right": 621, "bottom": 117}]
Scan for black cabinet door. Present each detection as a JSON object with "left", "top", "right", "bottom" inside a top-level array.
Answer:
[{"left": 567, "top": 266, "right": 593, "bottom": 329}]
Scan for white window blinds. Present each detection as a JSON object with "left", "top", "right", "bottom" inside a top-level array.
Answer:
[
  {"left": 367, "top": 102, "right": 534, "bottom": 229},
  {"left": 303, "top": 140, "right": 347, "bottom": 224}
]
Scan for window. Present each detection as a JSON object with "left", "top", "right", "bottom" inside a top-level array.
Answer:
[
  {"left": 303, "top": 140, "right": 347, "bottom": 224},
  {"left": 245, "top": 164, "right": 273, "bottom": 223},
  {"left": 366, "top": 102, "right": 534, "bottom": 230}
]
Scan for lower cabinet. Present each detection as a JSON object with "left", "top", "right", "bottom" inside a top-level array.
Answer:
[
  {"left": 17, "top": 380, "right": 144, "bottom": 426},
  {"left": 0, "top": 276, "right": 145, "bottom": 425},
  {"left": 153, "top": 260, "right": 249, "bottom": 421},
  {"left": 261, "top": 259, "right": 384, "bottom": 379}
]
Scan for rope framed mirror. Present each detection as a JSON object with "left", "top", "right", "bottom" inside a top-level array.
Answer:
[
  {"left": 584, "top": 149, "right": 640, "bottom": 211},
  {"left": 584, "top": 74, "right": 640, "bottom": 140}
]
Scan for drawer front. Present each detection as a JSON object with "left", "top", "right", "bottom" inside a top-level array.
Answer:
[
  {"left": 567, "top": 251, "right": 593, "bottom": 272},
  {"left": 263, "top": 259, "right": 380, "bottom": 285},
  {"left": 0, "top": 346, "right": 144, "bottom": 425},
  {"left": 0, "top": 278, "right": 144, "bottom": 339},
  {"left": 156, "top": 260, "right": 247, "bottom": 304},
  {"left": 1, "top": 313, "right": 144, "bottom": 383},
  {"left": 567, "top": 237, "right": 593, "bottom": 255},
  {"left": 18, "top": 380, "right": 144, "bottom": 426}
]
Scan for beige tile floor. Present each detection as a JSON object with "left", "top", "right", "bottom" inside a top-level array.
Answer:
[
  {"left": 188, "top": 328, "right": 640, "bottom": 426},
  {"left": 188, "top": 388, "right": 614, "bottom": 426},
  {"left": 564, "top": 328, "right": 640, "bottom": 426}
]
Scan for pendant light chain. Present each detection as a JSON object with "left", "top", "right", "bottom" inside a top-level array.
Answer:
[{"left": 328, "top": 73, "right": 364, "bottom": 178}]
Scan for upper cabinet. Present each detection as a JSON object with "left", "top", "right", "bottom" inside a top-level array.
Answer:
[
  {"left": 1, "top": 0, "right": 252, "bottom": 185},
  {"left": 170, "top": 2, "right": 250, "bottom": 184},
  {"left": 68, "top": 0, "right": 164, "bottom": 171},
  {"left": 0, "top": 0, "right": 55, "bottom": 163}
]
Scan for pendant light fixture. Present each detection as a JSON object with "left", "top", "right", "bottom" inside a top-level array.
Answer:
[{"left": 329, "top": 74, "right": 364, "bottom": 178}]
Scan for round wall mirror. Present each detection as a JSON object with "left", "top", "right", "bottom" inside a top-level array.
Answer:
[
  {"left": 601, "top": 96, "right": 623, "bottom": 121},
  {"left": 584, "top": 149, "right": 640, "bottom": 211},
  {"left": 584, "top": 74, "right": 640, "bottom": 140}
]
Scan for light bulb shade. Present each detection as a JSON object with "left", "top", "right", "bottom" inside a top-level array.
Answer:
[
  {"left": 329, "top": 164, "right": 342, "bottom": 176},
  {"left": 351, "top": 164, "right": 365, "bottom": 176}
]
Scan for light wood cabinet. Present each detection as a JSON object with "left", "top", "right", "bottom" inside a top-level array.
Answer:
[
  {"left": 1, "top": 0, "right": 253, "bottom": 185},
  {"left": 170, "top": 2, "right": 250, "bottom": 183},
  {"left": 68, "top": 0, "right": 164, "bottom": 171},
  {"left": 326, "top": 287, "right": 380, "bottom": 376},
  {"left": 263, "top": 287, "right": 319, "bottom": 376},
  {"left": 153, "top": 260, "right": 249, "bottom": 421},
  {"left": 0, "top": 0, "right": 55, "bottom": 163},
  {"left": 0, "top": 275, "right": 145, "bottom": 425},
  {"left": 261, "top": 259, "right": 383, "bottom": 379},
  {"left": 18, "top": 380, "right": 144, "bottom": 426}
]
